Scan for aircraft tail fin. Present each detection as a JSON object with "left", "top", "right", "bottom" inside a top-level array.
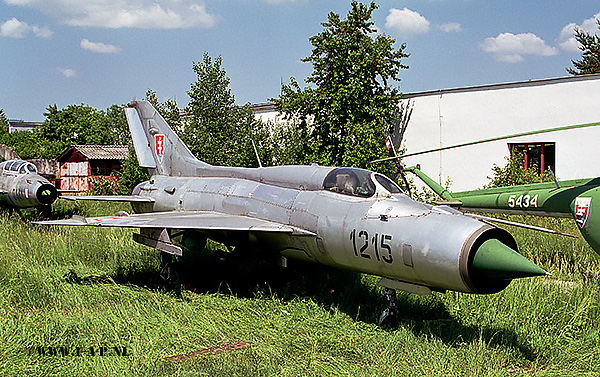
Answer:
[{"left": 125, "top": 100, "right": 209, "bottom": 176}]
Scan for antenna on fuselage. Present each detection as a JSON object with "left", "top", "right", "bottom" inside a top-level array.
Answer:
[
  {"left": 548, "top": 167, "right": 560, "bottom": 189},
  {"left": 251, "top": 139, "right": 263, "bottom": 168}
]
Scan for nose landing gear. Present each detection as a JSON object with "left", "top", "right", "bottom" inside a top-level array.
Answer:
[{"left": 378, "top": 288, "right": 399, "bottom": 327}]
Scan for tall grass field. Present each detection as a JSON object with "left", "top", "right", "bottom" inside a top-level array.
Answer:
[{"left": 1, "top": 201, "right": 599, "bottom": 376}]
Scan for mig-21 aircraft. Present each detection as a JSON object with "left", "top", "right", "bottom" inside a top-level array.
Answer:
[
  {"left": 36, "top": 100, "right": 548, "bottom": 324},
  {"left": 0, "top": 159, "right": 58, "bottom": 209}
]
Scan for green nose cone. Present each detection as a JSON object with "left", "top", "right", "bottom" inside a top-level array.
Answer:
[{"left": 472, "top": 239, "right": 547, "bottom": 279}]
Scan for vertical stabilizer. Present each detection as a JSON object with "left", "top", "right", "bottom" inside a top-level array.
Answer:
[{"left": 125, "top": 100, "right": 210, "bottom": 177}]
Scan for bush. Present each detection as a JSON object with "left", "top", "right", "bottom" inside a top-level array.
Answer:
[{"left": 486, "top": 151, "right": 554, "bottom": 188}]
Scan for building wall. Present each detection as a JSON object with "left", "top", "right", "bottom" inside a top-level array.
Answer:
[
  {"left": 60, "top": 161, "right": 90, "bottom": 192},
  {"left": 400, "top": 74, "right": 600, "bottom": 191}
]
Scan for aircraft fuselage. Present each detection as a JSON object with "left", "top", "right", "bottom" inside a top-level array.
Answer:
[{"left": 130, "top": 166, "right": 525, "bottom": 295}]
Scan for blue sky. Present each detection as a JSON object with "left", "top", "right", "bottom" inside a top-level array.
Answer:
[{"left": 1, "top": 0, "right": 599, "bottom": 121}]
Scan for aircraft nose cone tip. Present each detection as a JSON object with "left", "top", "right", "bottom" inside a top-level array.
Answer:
[{"left": 472, "top": 239, "right": 547, "bottom": 279}]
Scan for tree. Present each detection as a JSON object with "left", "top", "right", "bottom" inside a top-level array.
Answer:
[
  {"left": 0, "top": 130, "right": 43, "bottom": 159},
  {"left": 39, "top": 104, "right": 116, "bottom": 157},
  {"left": 567, "top": 20, "right": 600, "bottom": 75},
  {"left": 185, "top": 53, "right": 268, "bottom": 167},
  {"left": 105, "top": 104, "right": 130, "bottom": 145},
  {"left": 274, "top": 1, "right": 409, "bottom": 169},
  {"left": 117, "top": 146, "right": 149, "bottom": 194},
  {"left": 0, "top": 109, "right": 8, "bottom": 135},
  {"left": 144, "top": 89, "right": 182, "bottom": 127},
  {"left": 486, "top": 151, "right": 553, "bottom": 188}
]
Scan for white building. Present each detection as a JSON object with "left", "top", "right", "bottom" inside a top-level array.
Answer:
[
  {"left": 253, "top": 74, "right": 600, "bottom": 192},
  {"left": 400, "top": 74, "right": 600, "bottom": 191}
]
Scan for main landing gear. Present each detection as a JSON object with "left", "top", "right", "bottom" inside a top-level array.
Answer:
[
  {"left": 159, "top": 251, "right": 179, "bottom": 285},
  {"left": 378, "top": 288, "right": 399, "bottom": 327}
]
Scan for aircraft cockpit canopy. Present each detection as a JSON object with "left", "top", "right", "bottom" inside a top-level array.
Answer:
[
  {"left": 324, "top": 168, "right": 403, "bottom": 197},
  {"left": 0, "top": 160, "right": 38, "bottom": 175},
  {"left": 324, "top": 168, "right": 375, "bottom": 197},
  {"left": 373, "top": 173, "right": 403, "bottom": 194}
]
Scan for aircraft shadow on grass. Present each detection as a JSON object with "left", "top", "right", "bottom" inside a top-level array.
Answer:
[{"left": 63, "top": 251, "right": 536, "bottom": 362}]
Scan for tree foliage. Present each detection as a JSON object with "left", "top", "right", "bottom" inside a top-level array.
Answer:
[
  {"left": 184, "top": 53, "right": 268, "bottom": 167},
  {"left": 144, "top": 89, "right": 182, "bottom": 127},
  {"left": 486, "top": 151, "right": 554, "bottom": 188},
  {"left": 38, "top": 104, "right": 117, "bottom": 158},
  {"left": 0, "top": 131, "right": 43, "bottom": 159},
  {"left": 0, "top": 109, "right": 8, "bottom": 134},
  {"left": 105, "top": 104, "right": 130, "bottom": 146},
  {"left": 275, "top": 1, "right": 409, "bottom": 169},
  {"left": 567, "top": 20, "right": 600, "bottom": 75},
  {"left": 116, "top": 148, "right": 149, "bottom": 194}
]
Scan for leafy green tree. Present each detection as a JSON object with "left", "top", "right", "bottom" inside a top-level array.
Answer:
[
  {"left": 117, "top": 148, "right": 150, "bottom": 194},
  {"left": 105, "top": 104, "right": 130, "bottom": 145},
  {"left": 567, "top": 20, "right": 600, "bottom": 75},
  {"left": 39, "top": 104, "right": 116, "bottom": 157},
  {"left": 0, "top": 130, "right": 43, "bottom": 159},
  {"left": 0, "top": 109, "right": 8, "bottom": 135},
  {"left": 486, "top": 151, "right": 553, "bottom": 188},
  {"left": 144, "top": 89, "right": 182, "bottom": 127},
  {"left": 185, "top": 53, "right": 268, "bottom": 167},
  {"left": 274, "top": 1, "right": 409, "bottom": 169}
]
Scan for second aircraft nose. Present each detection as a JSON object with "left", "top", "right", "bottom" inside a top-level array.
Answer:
[{"left": 36, "top": 183, "right": 58, "bottom": 205}]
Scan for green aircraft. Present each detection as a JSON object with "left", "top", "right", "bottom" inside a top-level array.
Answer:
[
  {"left": 407, "top": 166, "right": 600, "bottom": 254},
  {"left": 376, "top": 121, "right": 600, "bottom": 256}
]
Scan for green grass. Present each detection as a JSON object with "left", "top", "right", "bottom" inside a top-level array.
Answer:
[{"left": 1, "top": 201, "right": 600, "bottom": 376}]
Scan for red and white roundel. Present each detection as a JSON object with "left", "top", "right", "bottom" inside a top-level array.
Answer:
[
  {"left": 155, "top": 134, "right": 165, "bottom": 162},
  {"left": 575, "top": 197, "right": 592, "bottom": 229}
]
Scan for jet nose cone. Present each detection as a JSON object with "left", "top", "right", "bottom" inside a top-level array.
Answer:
[
  {"left": 36, "top": 183, "right": 58, "bottom": 205},
  {"left": 472, "top": 239, "right": 547, "bottom": 279}
]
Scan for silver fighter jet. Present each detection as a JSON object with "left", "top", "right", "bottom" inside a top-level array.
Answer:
[
  {"left": 37, "top": 100, "right": 547, "bottom": 324},
  {"left": 0, "top": 159, "right": 58, "bottom": 209}
]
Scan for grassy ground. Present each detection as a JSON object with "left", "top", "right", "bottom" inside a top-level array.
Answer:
[{"left": 0, "top": 201, "right": 599, "bottom": 376}]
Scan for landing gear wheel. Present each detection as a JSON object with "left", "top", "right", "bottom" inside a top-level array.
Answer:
[{"left": 378, "top": 288, "right": 399, "bottom": 327}]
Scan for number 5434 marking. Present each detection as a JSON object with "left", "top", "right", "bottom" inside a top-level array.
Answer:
[{"left": 507, "top": 194, "right": 538, "bottom": 208}]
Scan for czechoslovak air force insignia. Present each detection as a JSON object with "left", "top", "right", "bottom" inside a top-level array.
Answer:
[{"left": 155, "top": 134, "right": 165, "bottom": 163}]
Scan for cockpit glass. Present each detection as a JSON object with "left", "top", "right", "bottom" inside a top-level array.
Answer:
[
  {"left": 323, "top": 168, "right": 376, "bottom": 197},
  {"left": 1, "top": 160, "right": 37, "bottom": 174},
  {"left": 26, "top": 163, "right": 37, "bottom": 173},
  {"left": 374, "top": 174, "right": 403, "bottom": 194}
]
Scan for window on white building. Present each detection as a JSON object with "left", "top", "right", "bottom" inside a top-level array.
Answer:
[{"left": 508, "top": 143, "right": 555, "bottom": 175}]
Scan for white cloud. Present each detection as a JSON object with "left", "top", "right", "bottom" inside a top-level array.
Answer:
[
  {"left": 439, "top": 23, "right": 462, "bottom": 33},
  {"left": 58, "top": 68, "right": 76, "bottom": 78},
  {"left": 1, "top": 17, "right": 52, "bottom": 38},
  {"left": 32, "top": 25, "right": 53, "bottom": 38},
  {"left": 480, "top": 32, "right": 559, "bottom": 63},
  {"left": 1, "top": 18, "right": 30, "bottom": 38},
  {"left": 80, "top": 39, "right": 121, "bottom": 54},
  {"left": 385, "top": 8, "right": 430, "bottom": 37},
  {"left": 558, "top": 13, "right": 600, "bottom": 52},
  {"left": 3, "top": 0, "right": 217, "bottom": 29}
]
